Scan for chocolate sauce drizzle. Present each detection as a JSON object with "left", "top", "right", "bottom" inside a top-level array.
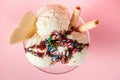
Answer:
[{"left": 25, "top": 30, "right": 89, "bottom": 64}]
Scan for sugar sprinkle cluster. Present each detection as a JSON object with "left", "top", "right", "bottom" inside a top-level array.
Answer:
[{"left": 25, "top": 30, "right": 89, "bottom": 65}]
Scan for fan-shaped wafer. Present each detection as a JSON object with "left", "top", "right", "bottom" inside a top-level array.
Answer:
[{"left": 9, "top": 11, "right": 37, "bottom": 44}]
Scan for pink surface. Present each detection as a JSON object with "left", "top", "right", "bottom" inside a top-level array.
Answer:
[{"left": 0, "top": 0, "right": 120, "bottom": 80}]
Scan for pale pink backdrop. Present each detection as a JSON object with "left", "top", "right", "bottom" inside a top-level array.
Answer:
[{"left": 0, "top": 0, "right": 120, "bottom": 80}]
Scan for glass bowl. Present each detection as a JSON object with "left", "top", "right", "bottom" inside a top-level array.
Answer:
[{"left": 23, "top": 17, "right": 90, "bottom": 74}]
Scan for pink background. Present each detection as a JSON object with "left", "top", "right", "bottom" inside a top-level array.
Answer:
[{"left": 0, "top": 0, "right": 120, "bottom": 80}]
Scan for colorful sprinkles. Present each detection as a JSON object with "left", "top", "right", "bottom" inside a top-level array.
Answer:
[{"left": 25, "top": 30, "right": 89, "bottom": 64}]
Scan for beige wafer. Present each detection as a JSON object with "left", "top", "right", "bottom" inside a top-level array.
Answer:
[
  {"left": 69, "top": 6, "right": 81, "bottom": 29},
  {"left": 76, "top": 19, "right": 99, "bottom": 32},
  {"left": 9, "top": 11, "right": 37, "bottom": 44}
]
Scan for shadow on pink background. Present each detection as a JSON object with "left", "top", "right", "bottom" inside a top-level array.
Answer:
[{"left": 0, "top": 0, "right": 120, "bottom": 80}]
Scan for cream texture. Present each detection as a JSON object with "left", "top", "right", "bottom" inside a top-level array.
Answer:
[{"left": 36, "top": 4, "right": 70, "bottom": 38}]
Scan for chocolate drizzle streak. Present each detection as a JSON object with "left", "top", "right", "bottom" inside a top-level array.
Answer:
[{"left": 25, "top": 30, "right": 89, "bottom": 64}]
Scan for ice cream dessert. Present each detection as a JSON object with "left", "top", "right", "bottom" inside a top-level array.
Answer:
[
  {"left": 25, "top": 31, "right": 89, "bottom": 67},
  {"left": 9, "top": 4, "right": 99, "bottom": 68}
]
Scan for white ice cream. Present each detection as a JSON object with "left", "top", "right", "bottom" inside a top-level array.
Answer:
[
  {"left": 67, "top": 32, "right": 89, "bottom": 66},
  {"left": 26, "top": 52, "right": 52, "bottom": 67},
  {"left": 25, "top": 5, "right": 89, "bottom": 68},
  {"left": 25, "top": 33, "right": 52, "bottom": 67},
  {"left": 26, "top": 32, "right": 89, "bottom": 67},
  {"left": 36, "top": 4, "right": 70, "bottom": 37},
  {"left": 26, "top": 33, "right": 41, "bottom": 48},
  {"left": 67, "top": 46, "right": 88, "bottom": 66}
]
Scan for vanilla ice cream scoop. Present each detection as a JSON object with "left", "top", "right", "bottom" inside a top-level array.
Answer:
[{"left": 36, "top": 4, "right": 70, "bottom": 37}]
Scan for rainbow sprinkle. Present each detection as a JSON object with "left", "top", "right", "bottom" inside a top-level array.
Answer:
[{"left": 25, "top": 30, "right": 89, "bottom": 64}]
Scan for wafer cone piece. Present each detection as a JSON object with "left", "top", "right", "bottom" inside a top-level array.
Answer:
[
  {"left": 69, "top": 6, "right": 81, "bottom": 29},
  {"left": 9, "top": 11, "right": 37, "bottom": 44},
  {"left": 76, "top": 19, "right": 99, "bottom": 32}
]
